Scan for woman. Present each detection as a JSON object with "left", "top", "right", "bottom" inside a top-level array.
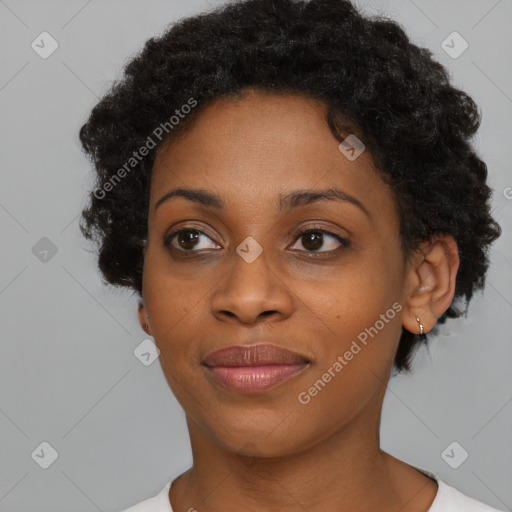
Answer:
[{"left": 78, "top": 0, "right": 503, "bottom": 510}]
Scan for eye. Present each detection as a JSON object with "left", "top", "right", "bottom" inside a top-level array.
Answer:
[
  {"left": 164, "top": 226, "right": 350, "bottom": 255},
  {"left": 289, "top": 228, "right": 349, "bottom": 254},
  {"left": 164, "top": 228, "right": 220, "bottom": 252}
]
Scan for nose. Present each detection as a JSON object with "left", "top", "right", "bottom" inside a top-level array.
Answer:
[{"left": 211, "top": 244, "right": 294, "bottom": 325}]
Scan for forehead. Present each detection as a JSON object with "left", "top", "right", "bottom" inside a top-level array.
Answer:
[
  {"left": 152, "top": 90, "right": 336, "bottom": 176},
  {"left": 149, "top": 88, "right": 398, "bottom": 227}
]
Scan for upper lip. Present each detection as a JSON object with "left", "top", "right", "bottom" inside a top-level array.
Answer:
[{"left": 203, "top": 343, "right": 310, "bottom": 367}]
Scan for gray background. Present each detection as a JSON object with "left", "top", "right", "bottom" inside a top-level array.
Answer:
[{"left": 1, "top": 0, "right": 511, "bottom": 510}]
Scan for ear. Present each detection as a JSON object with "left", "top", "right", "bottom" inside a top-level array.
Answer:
[
  {"left": 137, "top": 299, "right": 152, "bottom": 336},
  {"left": 402, "top": 234, "right": 460, "bottom": 335}
]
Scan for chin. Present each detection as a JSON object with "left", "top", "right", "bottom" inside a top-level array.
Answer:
[{"left": 204, "top": 416, "right": 318, "bottom": 459}]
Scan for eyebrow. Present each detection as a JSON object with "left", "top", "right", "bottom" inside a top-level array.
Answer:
[{"left": 154, "top": 187, "right": 370, "bottom": 218}]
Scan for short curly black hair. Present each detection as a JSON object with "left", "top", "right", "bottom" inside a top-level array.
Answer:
[{"left": 79, "top": 0, "right": 501, "bottom": 372}]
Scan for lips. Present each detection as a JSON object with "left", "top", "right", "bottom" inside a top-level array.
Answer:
[
  {"left": 203, "top": 343, "right": 310, "bottom": 367},
  {"left": 203, "top": 343, "right": 310, "bottom": 393}
]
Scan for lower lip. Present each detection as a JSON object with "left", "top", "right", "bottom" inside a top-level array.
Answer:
[{"left": 205, "top": 363, "right": 309, "bottom": 393}]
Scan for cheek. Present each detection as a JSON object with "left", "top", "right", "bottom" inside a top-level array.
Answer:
[
  {"left": 142, "top": 252, "right": 207, "bottom": 360},
  {"left": 142, "top": 260, "right": 210, "bottom": 411},
  {"left": 297, "top": 252, "right": 401, "bottom": 336},
  {"left": 293, "top": 291, "right": 402, "bottom": 439},
  {"left": 294, "top": 254, "right": 403, "bottom": 386}
]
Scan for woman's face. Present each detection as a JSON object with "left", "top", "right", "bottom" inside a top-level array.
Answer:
[{"left": 140, "top": 88, "right": 418, "bottom": 457}]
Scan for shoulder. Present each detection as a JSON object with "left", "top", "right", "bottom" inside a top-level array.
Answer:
[
  {"left": 114, "top": 481, "right": 173, "bottom": 512},
  {"left": 115, "top": 495, "right": 160, "bottom": 512},
  {"left": 116, "top": 502, "right": 153, "bottom": 512},
  {"left": 430, "top": 479, "right": 506, "bottom": 512}
]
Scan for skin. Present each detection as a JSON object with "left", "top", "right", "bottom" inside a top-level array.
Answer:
[{"left": 137, "top": 87, "right": 459, "bottom": 512}]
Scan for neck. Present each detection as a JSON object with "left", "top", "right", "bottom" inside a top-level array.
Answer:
[{"left": 169, "top": 386, "right": 436, "bottom": 511}]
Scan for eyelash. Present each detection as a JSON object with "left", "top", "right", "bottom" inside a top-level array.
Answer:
[{"left": 164, "top": 225, "right": 350, "bottom": 257}]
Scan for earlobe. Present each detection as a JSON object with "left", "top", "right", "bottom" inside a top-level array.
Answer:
[
  {"left": 137, "top": 300, "right": 152, "bottom": 335},
  {"left": 415, "top": 316, "right": 426, "bottom": 341},
  {"left": 401, "top": 234, "right": 460, "bottom": 336}
]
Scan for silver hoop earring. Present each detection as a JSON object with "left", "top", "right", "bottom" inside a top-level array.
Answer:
[
  {"left": 416, "top": 316, "right": 424, "bottom": 336},
  {"left": 416, "top": 316, "right": 427, "bottom": 342}
]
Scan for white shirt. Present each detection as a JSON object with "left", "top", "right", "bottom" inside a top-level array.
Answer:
[{"left": 117, "top": 468, "right": 505, "bottom": 512}]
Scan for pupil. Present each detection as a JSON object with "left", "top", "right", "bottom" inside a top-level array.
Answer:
[
  {"left": 179, "top": 230, "right": 199, "bottom": 249},
  {"left": 303, "top": 231, "right": 323, "bottom": 251},
  {"left": 176, "top": 230, "right": 325, "bottom": 251}
]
